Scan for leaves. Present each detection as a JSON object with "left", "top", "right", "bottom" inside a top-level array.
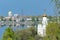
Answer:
[
  {"left": 2, "top": 27, "right": 14, "bottom": 40},
  {"left": 44, "top": 22, "right": 60, "bottom": 40},
  {"left": 14, "top": 27, "right": 38, "bottom": 40}
]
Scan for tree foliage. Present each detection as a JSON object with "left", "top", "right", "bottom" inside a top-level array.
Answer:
[
  {"left": 2, "top": 26, "right": 39, "bottom": 40},
  {"left": 2, "top": 27, "right": 15, "bottom": 40},
  {"left": 14, "top": 27, "right": 37, "bottom": 40},
  {"left": 43, "top": 23, "right": 60, "bottom": 40}
]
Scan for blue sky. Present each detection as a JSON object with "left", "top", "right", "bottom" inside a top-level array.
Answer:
[{"left": 0, "top": 0, "right": 55, "bottom": 16}]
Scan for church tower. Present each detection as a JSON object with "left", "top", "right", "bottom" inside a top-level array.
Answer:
[{"left": 37, "top": 12, "right": 48, "bottom": 37}]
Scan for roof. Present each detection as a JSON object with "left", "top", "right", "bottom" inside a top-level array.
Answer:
[{"left": 43, "top": 13, "right": 47, "bottom": 17}]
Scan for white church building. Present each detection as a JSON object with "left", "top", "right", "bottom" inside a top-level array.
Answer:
[{"left": 37, "top": 13, "right": 48, "bottom": 37}]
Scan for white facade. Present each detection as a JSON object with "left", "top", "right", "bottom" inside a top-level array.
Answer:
[
  {"left": 26, "top": 18, "right": 32, "bottom": 21},
  {"left": 37, "top": 16, "right": 48, "bottom": 37},
  {"left": 37, "top": 24, "right": 43, "bottom": 36},
  {"left": 15, "top": 17, "right": 20, "bottom": 22},
  {"left": 42, "top": 17, "right": 48, "bottom": 25},
  {"left": 14, "top": 14, "right": 18, "bottom": 17}
]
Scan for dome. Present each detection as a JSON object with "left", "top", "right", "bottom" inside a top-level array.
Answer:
[
  {"left": 43, "top": 13, "right": 47, "bottom": 17},
  {"left": 8, "top": 11, "right": 12, "bottom": 17}
]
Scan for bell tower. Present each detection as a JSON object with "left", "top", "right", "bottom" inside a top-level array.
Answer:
[{"left": 37, "top": 9, "right": 48, "bottom": 37}]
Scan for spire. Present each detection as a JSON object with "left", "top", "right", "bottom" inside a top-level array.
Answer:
[{"left": 43, "top": 9, "right": 47, "bottom": 17}]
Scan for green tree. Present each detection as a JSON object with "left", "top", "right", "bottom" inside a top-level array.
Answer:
[
  {"left": 2, "top": 27, "right": 15, "bottom": 40},
  {"left": 14, "top": 27, "right": 38, "bottom": 40},
  {"left": 9, "top": 18, "right": 12, "bottom": 21},
  {"left": 0, "top": 16, "right": 4, "bottom": 21},
  {"left": 44, "top": 23, "right": 60, "bottom": 40},
  {"left": 32, "top": 17, "right": 35, "bottom": 22}
]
